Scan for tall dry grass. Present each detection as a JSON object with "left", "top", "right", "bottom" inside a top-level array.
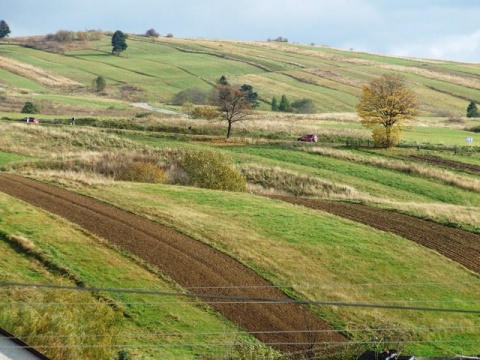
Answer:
[
  {"left": 372, "top": 200, "right": 480, "bottom": 232},
  {"left": 242, "top": 164, "right": 363, "bottom": 198},
  {"left": 0, "top": 56, "right": 82, "bottom": 88},
  {"left": 0, "top": 233, "right": 122, "bottom": 360},
  {"left": 0, "top": 287, "right": 121, "bottom": 360},
  {"left": 0, "top": 123, "right": 141, "bottom": 157}
]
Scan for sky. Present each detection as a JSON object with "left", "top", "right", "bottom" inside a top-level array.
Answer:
[{"left": 3, "top": 0, "right": 480, "bottom": 63}]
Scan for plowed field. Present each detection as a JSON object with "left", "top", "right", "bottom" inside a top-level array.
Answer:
[
  {"left": 0, "top": 174, "right": 345, "bottom": 357},
  {"left": 270, "top": 196, "right": 480, "bottom": 275}
]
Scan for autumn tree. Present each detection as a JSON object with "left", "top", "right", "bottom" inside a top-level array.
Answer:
[
  {"left": 0, "top": 20, "right": 11, "bottom": 39},
  {"left": 357, "top": 74, "right": 416, "bottom": 148},
  {"left": 212, "top": 84, "right": 252, "bottom": 138},
  {"left": 111, "top": 30, "right": 127, "bottom": 55}
]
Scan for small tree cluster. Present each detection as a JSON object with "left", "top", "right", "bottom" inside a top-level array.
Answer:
[
  {"left": 21, "top": 101, "right": 40, "bottom": 114},
  {"left": 291, "top": 98, "right": 316, "bottom": 113},
  {"left": 182, "top": 150, "right": 246, "bottom": 191},
  {"left": 45, "top": 30, "right": 75, "bottom": 42},
  {"left": 267, "top": 36, "right": 288, "bottom": 43},
  {"left": 466, "top": 100, "right": 479, "bottom": 118},
  {"left": 145, "top": 28, "right": 159, "bottom": 37},
  {"left": 271, "top": 95, "right": 291, "bottom": 112},
  {"left": 172, "top": 87, "right": 210, "bottom": 105},
  {"left": 45, "top": 30, "right": 102, "bottom": 42}
]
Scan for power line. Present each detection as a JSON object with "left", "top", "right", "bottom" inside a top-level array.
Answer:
[
  {"left": 2, "top": 298, "right": 480, "bottom": 306},
  {"left": 1, "top": 282, "right": 480, "bottom": 314},
  {"left": 1, "top": 280, "right": 478, "bottom": 291},
  {"left": 1, "top": 339, "right": 480, "bottom": 350},
  {"left": 5, "top": 325, "right": 480, "bottom": 340}
]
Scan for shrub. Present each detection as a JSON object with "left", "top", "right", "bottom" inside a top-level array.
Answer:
[
  {"left": 189, "top": 105, "right": 219, "bottom": 119},
  {"left": 182, "top": 150, "right": 246, "bottom": 191},
  {"left": 95, "top": 76, "right": 107, "bottom": 92},
  {"left": 21, "top": 101, "right": 40, "bottom": 114},
  {"left": 172, "top": 87, "right": 210, "bottom": 105},
  {"left": 117, "top": 162, "right": 166, "bottom": 183},
  {"left": 291, "top": 98, "right": 316, "bottom": 114},
  {"left": 145, "top": 28, "right": 159, "bottom": 37},
  {"left": 45, "top": 30, "right": 75, "bottom": 42}
]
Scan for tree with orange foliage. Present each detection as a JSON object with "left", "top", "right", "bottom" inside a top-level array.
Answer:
[{"left": 357, "top": 74, "right": 416, "bottom": 148}]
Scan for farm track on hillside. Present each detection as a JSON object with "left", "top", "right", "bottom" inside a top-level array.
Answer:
[
  {"left": 271, "top": 196, "right": 480, "bottom": 275},
  {"left": 0, "top": 174, "right": 345, "bottom": 357},
  {"left": 409, "top": 154, "right": 480, "bottom": 174}
]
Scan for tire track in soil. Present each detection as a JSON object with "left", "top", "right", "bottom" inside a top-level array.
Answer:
[
  {"left": 0, "top": 174, "right": 346, "bottom": 357},
  {"left": 270, "top": 196, "right": 480, "bottom": 275}
]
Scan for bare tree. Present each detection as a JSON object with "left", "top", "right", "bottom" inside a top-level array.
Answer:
[{"left": 212, "top": 84, "right": 252, "bottom": 138}]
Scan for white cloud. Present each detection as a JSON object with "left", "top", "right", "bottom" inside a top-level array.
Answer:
[{"left": 389, "top": 30, "right": 480, "bottom": 62}]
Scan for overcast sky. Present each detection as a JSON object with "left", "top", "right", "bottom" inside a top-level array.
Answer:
[{"left": 3, "top": 0, "right": 480, "bottom": 62}]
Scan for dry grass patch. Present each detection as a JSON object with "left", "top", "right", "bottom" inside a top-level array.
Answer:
[
  {"left": 0, "top": 56, "right": 82, "bottom": 88},
  {"left": 0, "top": 123, "right": 140, "bottom": 156},
  {"left": 373, "top": 200, "right": 480, "bottom": 233},
  {"left": 242, "top": 164, "right": 362, "bottom": 198}
]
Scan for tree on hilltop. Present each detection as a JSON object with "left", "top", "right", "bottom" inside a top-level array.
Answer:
[
  {"left": 111, "top": 30, "right": 127, "bottom": 55},
  {"left": 0, "top": 20, "right": 11, "bottom": 39},
  {"left": 357, "top": 73, "right": 416, "bottom": 148}
]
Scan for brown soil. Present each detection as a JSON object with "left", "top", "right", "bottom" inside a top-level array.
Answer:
[
  {"left": 0, "top": 174, "right": 346, "bottom": 357},
  {"left": 409, "top": 154, "right": 480, "bottom": 174},
  {"left": 271, "top": 196, "right": 480, "bottom": 275}
]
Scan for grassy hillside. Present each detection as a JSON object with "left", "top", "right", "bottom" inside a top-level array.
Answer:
[
  {"left": 0, "top": 33, "right": 480, "bottom": 359},
  {"left": 1, "top": 33, "right": 480, "bottom": 116}
]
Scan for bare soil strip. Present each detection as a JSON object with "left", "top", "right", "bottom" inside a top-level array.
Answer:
[
  {"left": 0, "top": 174, "right": 345, "bottom": 356},
  {"left": 271, "top": 196, "right": 480, "bottom": 275}
]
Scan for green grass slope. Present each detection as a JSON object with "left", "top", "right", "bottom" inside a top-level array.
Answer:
[{"left": 1, "top": 33, "right": 480, "bottom": 115}]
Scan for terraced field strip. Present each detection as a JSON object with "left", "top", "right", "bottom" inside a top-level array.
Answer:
[
  {"left": 409, "top": 155, "right": 480, "bottom": 175},
  {"left": 272, "top": 196, "right": 480, "bottom": 275},
  {"left": 0, "top": 174, "right": 346, "bottom": 357}
]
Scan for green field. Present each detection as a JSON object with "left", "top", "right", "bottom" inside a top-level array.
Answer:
[{"left": 0, "top": 33, "right": 480, "bottom": 359}]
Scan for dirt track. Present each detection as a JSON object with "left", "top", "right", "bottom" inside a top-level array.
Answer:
[
  {"left": 0, "top": 174, "right": 345, "bottom": 357},
  {"left": 271, "top": 196, "right": 480, "bottom": 275}
]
